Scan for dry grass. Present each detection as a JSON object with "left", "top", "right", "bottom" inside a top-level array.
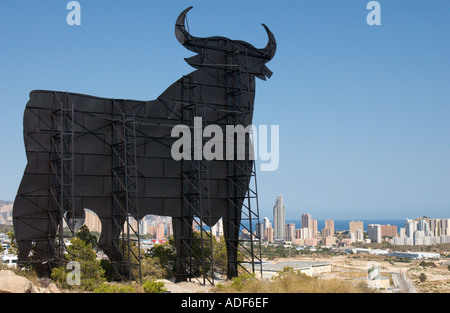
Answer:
[
  {"left": 408, "top": 264, "right": 450, "bottom": 293},
  {"left": 214, "top": 267, "right": 374, "bottom": 293}
]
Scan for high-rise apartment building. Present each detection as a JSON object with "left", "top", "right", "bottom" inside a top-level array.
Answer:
[
  {"left": 427, "top": 218, "right": 450, "bottom": 237},
  {"left": 147, "top": 222, "right": 166, "bottom": 239},
  {"left": 323, "top": 236, "right": 336, "bottom": 246},
  {"left": 299, "top": 227, "right": 312, "bottom": 239},
  {"left": 301, "top": 213, "right": 311, "bottom": 229},
  {"left": 355, "top": 229, "right": 364, "bottom": 242},
  {"left": 322, "top": 219, "right": 336, "bottom": 245},
  {"left": 392, "top": 217, "right": 450, "bottom": 246},
  {"left": 368, "top": 224, "right": 382, "bottom": 243},
  {"left": 312, "top": 219, "right": 318, "bottom": 236},
  {"left": 273, "top": 195, "right": 285, "bottom": 241},
  {"left": 300, "top": 213, "right": 314, "bottom": 239},
  {"left": 167, "top": 222, "right": 173, "bottom": 238},
  {"left": 441, "top": 219, "right": 450, "bottom": 236},
  {"left": 413, "top": 230, "right": 425, "bottom": 245},
  {"left": 322, "top": 228, "right": 333, "bottom": 239},
  {"left": 265, "top": 226, "right": 274, "bottom": 242},
  {"left": 255, "top": 222, "right": 264, "bottom": 238},
  {"left": 325, "top": 219, "right": 335, "bottom": 234},
  {"left": 84, "top": 209, "right": 102, "bottom": 233},
  {"left": 295, "top": 229, "right": 301, "bottom": 239},
  {"left": 285, "top": 223, "right": 295, "bottom": 241},
  {"left": 405, "top": 219, "right": 418, "bottom": 238},
  {"left": 349, "top": 221, "right": 364, "bottom": 235},
  {"left": 211, "top": 218, "right": 224, "bottom": 238},
  {"left": 140, "top": 219, "right": 148, "bottom": 235},
  {"left": 264, "top": 217, "right": 271, "bottom": 232},
  {"left": 381, "top": 224, "right": 397, "bottom": 237}
]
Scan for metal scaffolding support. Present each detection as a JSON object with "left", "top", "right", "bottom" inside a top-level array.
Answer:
[
  {"left": 179, "top": 75, "right": 215, "bottom": 285},
  {"left": 224, "top": 46, "right": 263, "bottom": 279},
  {"left": 111, "top": 99, "right": 142, "bottom": 282},
  {"left": 48, "top": 92, "right": 76, "bottom": 267}
]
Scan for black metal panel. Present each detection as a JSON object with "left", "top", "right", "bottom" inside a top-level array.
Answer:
[{"left": 13, "top": 7, "right": 275, "bottom": 283}]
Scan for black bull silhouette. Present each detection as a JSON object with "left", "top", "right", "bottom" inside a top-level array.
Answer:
[{"left": 13, "top": 7, "right": 276, "bottom": 280}]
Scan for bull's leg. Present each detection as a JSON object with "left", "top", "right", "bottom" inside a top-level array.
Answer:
[
  {"left": 97, "top": 216, "right": 115, "bottom": 260},
  {"left": 16, "top": 240, "right": 33, "bottom": 263},
  {"left": 172, "top": 216, "right": 193, "bottom": 282},
  {"left": 223, "top": 215, "right": 241, "bottom": 279},
  {"left": 14, "top": 217, "right": 54, "bottom": 277},
  {"left": 97, "top": 216, "right": 127, "bottom": 278},
  {"left": 13, "top": 194, "right": 55, "bottom": 276},
  {"left": 34, "top": 239, "right": 54, "bottom": 277}
]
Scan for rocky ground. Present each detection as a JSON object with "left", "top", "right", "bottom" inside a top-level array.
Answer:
[
  {"left": 272, "top": 254, "right": 450, "bottom": 293},
  {"left": 0, "top": 268, "right": 220, "bottom": 293},
  {"left": 0, "top": 270, "right": 61, "bottom": 293},
  {"left": 1, "top": 254, "right": 448, "bottom": 293}
]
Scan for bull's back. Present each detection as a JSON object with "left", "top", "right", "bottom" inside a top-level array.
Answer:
[{"left": 13, "top": 90, "right": 184, "bottom": 224}]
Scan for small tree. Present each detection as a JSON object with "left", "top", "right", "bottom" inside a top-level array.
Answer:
[
  {"left": 76, "top": 225, "right": 98, "bottom": 249},
  {"left": 142, "top": 280, "right": 167, "bottom": 293},
  {"left": 51, "top": 237, "right": 105, "bottom": 291},
  {"left": 212, "top": 236, "right": 228, "bottom": 274},
  {"left": 6, "top": 232, "right": 18, "bottom": 255},
  {"left": 141, "top": 255, "right": 166, "bottom": 280},
  {"left": 419, "top": 273, "right": 427, "bottom": 283},
  {"left": 147, "top": 239, "right": 176, "bottom": 279}
]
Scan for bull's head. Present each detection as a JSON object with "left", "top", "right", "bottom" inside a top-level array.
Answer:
[{"left": 175, "top": 6, "right": 276, "bottom": 80}]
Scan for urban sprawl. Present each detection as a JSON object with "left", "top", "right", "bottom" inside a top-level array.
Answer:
[{"left": 1, "top": 196, "right": 449, "bottom": 257}]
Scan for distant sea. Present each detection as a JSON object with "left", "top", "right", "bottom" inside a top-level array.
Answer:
[
  {"left": 285, "top": 219, "right": 406, "bottom": 232},
  {"left": 241, "top": 219, "right": 406, "bottom": 232}
]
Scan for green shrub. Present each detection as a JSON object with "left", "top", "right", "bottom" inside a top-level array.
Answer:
[
  {"left": 93, "top": 283, "right": 137, "bottom": 293},
  {"left": 419, "top": 261, "right": 436, "bottom": 268},
  {"left": 229, "top": 273, "right": 257, "bottom": 292},
  {"left": 51, "top": 237, "right": 105, "bottom": 291},
  {"left": 419, "top": 273, "right": 427, "bottom": 283},
  {"left": 142, "top": 280, "right": 167, "bottom": 293}
]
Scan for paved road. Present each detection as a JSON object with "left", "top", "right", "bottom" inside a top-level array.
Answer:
[{"left": 392, "top": 269, "right": 417, "bottom": 293}]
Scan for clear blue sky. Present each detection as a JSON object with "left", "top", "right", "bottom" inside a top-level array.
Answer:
[{"left": 0, "top": 0, "right": 449, "bottom": 220}]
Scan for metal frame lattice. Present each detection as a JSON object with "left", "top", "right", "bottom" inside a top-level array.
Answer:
[
  {"left": 179, "top": 75, "right": 215, "bottom": 286},
  {"left": 111, "top": 99, "right": 142, "bottom": 283},
  {"left": 49, "top": 92, "right": 76, "bottom": 267},
  {"left": 224, "top": 45, "right": 263, "bottom": 279}
]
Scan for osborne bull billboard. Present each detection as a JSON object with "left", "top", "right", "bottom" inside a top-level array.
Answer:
[{"left": 13, "top": 7, "right": 276, "bottom": 281}]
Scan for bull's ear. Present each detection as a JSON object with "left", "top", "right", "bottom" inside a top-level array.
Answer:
[
  {"left": 263, "top": 65, "right": 273, "bottom": 79},
  {"left": 184, "top": 55, "right": 202, "bottom": 69},
  {"left": 255, "top": 74, "right": 267, "bottom": 81}
]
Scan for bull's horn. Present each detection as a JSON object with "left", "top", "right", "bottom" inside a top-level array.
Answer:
[
  {"left": 258, "top": 24, "right": 277, "bottom": 61},
  {"left": 175, "top": 6, "right": 204, "bottom": 52}
]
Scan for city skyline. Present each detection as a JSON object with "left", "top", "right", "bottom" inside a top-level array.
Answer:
[
  {"left": 256, "top": 204, "right": 450, "bottom": 248},
  {"left": 2, "top": 198, "right": 449, "bottom": 248},
  {"left": 1, "top": 1, "right": 449, "bottom": 220}
]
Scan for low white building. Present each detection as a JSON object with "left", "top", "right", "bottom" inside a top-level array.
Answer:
[
  {"left": 346, "top": 248, "right": 389, "bottom": 255},
  {"left": 390, "top": 251, "right": 440, "bottom": 259},
  {"left": 256, "top": 261, "right": 332, "bottom": 279},
  {"left": 1, "top": 254, "right": 18, "bottom": 268}
]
